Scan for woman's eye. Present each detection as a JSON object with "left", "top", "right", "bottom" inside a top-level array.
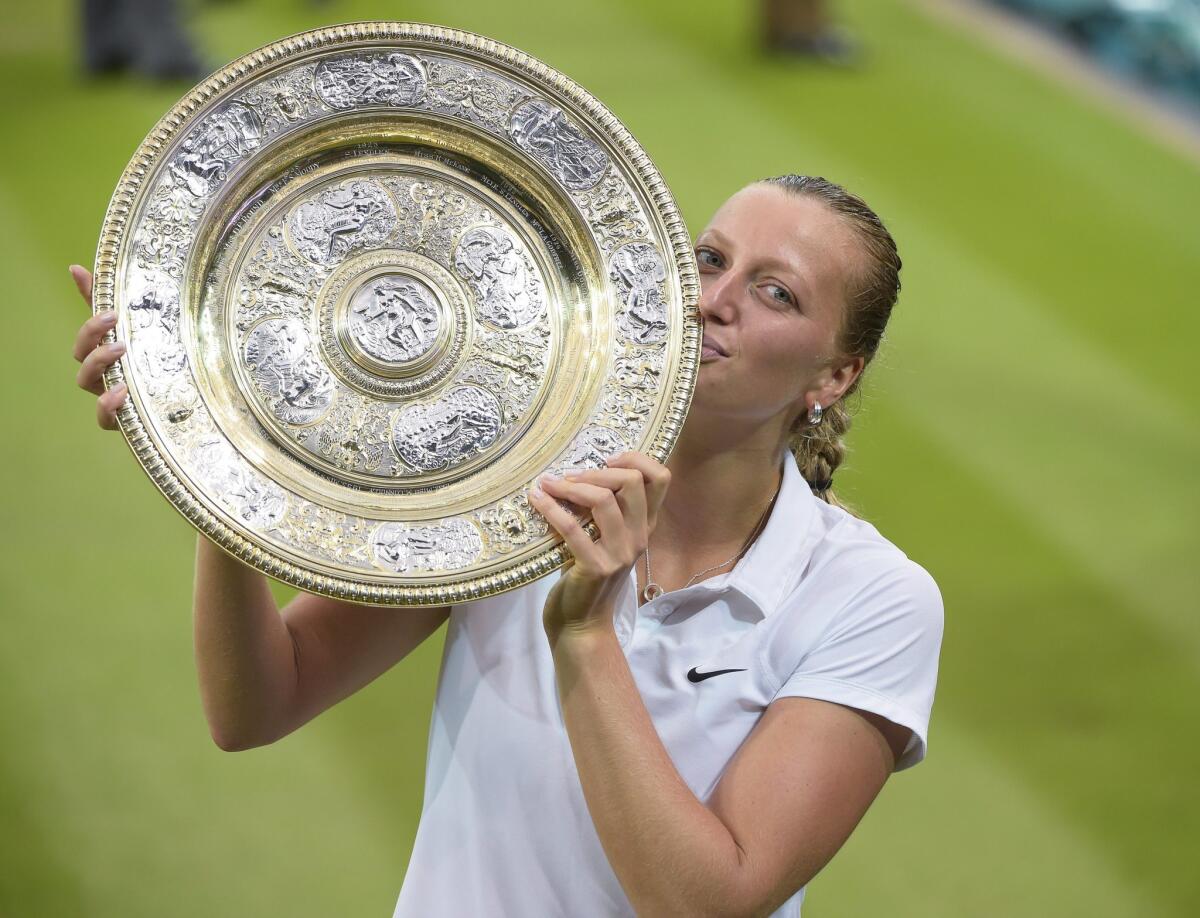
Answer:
[
  {"left": 767, "top": 284, "right": 794, "bottom": 305},
  {"left": 696, "top": 248, "right": 721, "bottom": 267}
]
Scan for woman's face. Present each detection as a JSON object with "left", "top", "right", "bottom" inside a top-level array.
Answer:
[{"left": 689, "top": 183, "right": 865, "bottom": 433}]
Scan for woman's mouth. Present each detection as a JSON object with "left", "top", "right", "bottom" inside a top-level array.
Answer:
[{"left": 700, "top": 335, "right": 728, "bottom": 361}]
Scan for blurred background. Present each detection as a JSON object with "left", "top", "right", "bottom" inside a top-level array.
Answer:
[
  {"left": 2, "top": 0, "right": 1198, "bottom": 915},
  {"left": 990, "top": 0, "right": 1200, "bottom": 115}
]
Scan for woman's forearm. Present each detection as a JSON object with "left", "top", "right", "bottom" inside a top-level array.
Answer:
[
  {"left": 550, "top": 625, "right": 751, "bottom": 917},
  {"left": 192, "top": 534, "right": 297, "bottom": 751}
]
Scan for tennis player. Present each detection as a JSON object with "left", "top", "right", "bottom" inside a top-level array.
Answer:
[{"left": 72, "top": 174, "right": 944, "bottom": 917}]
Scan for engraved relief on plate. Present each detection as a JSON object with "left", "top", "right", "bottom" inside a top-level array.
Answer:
[
  {"left": 136, "top": 175, "right": 205, "bottom": 281},
  {"left": 425, "top": 57, "right": 530, "bottom": 134},
  {"left": 235, "top": 63, "right": 327, "bottom": 137},
  {"left": 313, "top": 248, "right": 469, "bottom": 402},
  {"left": 453, "top": 225, "right": 545, "bottom": 329},
  {"left": 233, "top": 227, "right": 329, "bottom": 334},
  {"left": 288, "top": 178, "right": 399, "bottom": 266},
  {"left": 372, "top": 517, "right": 484, "bottom": 573},
  {"left": 242, "top": 317, "right": 336, "bottom": 425},
  {"left": 190, "top": 435, "right": 288, "bottom": 530},
  {"left": 474, "top": 492, "right": 550, "bottom": 556},
  {"left": 575, "top": 169, "right": 651, "bottom": 253},
  {"left": 127, "top": 276, "right": 185, "bottom": 373},
  {"left": 459, "top": 321, "right": 551, "bottom": 425},
  {"left": 105, "top": 29, "right": 697, "bottom": 604},
  {"left": 346, "top": 273, "right": 441, "bottom": 364},
  {"left": 555, "top": 424, "right": 629, "bottom": 475},
  {"left": 392, "top": 384, "right": 503, "bottom": 472},
  {"left": 169, "top": 101, "right": 263, "bottom": 198},
  {"left": 610, "top": 241, "right": 669, "bottom": 345},
  {"left": 222, "top": 162, "right": 563, "bottom": 484},
  {"left": 508, "top": 99, "right": 608, "bottom": 192},
  {"left": 598, "top": 343, "right": 665, "bottom": 433},
  {"left": 314, "top": 52, "right": 428, "bottom": 109},
  {"left": 273, "top": 502, "right": 374, "bottom": 568}
]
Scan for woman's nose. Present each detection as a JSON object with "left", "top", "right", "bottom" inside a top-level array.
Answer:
[{"left": 698, "top": 269, "right": 740, "bottom": 325}]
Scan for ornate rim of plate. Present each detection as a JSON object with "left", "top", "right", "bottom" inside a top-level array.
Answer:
[{"left": 94, "top": 21, "right": 700, "bottom": 606}]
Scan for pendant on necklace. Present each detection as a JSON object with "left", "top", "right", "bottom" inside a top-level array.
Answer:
[{"left": 642, "top": 582, "right": 664, "bottom": 602}]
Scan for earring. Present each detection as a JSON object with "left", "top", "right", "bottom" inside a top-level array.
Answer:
[{"left": 807, "top": 401, "right": 823, "bottom": 426}]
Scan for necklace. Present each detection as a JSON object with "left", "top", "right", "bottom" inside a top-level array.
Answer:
[{"left": 641, "top": 486, "right": 780, "bottom": 603}]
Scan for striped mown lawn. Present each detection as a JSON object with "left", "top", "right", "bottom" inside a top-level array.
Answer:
[{"left": 2, "top": 0, "right": 1196, "bottom": 914}]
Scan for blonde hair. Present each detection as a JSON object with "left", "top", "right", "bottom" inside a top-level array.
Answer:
[{"left": 757, "top": 175, "right": 903, "bottom": 515}]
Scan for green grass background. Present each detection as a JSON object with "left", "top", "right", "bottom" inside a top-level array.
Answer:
[{"left": 2, "top": 0, "right": 1198, "bottom": 914}]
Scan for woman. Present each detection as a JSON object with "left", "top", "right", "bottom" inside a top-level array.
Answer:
[{"left": 71, "top": 174, "right": 944, "bottom": 917}]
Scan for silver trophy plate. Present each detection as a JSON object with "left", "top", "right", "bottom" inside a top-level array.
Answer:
[{"left": 94, "top": 22, "right": 700, "bottom": 606}]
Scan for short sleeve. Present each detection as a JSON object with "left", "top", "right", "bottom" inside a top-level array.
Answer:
[{"left": 771, "top": 560, "right": 945, "bottom": 771}]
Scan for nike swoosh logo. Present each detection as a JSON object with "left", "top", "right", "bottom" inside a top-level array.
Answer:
[{"left": 687, "top": 667, "right": 748, "bottom": 683}]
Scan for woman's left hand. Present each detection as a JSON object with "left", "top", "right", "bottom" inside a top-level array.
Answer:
[{"left": 530, "top": 451, "right": 671, "bottom": 644}]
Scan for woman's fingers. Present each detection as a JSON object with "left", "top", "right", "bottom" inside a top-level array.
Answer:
[
  {"left": 562, "top": 467, "right": 643, "bottom": 493},
  {"left": 562, "top": 467, "right": 647, "bottom": 547},
  {"left": 529, "top": 484, "right": 602, "bottom": 568},
  {"left": 97, "top": 384, "right": 128, "bottom": 430},
  {"left": 76, "top": 341, "right": 126, "bottom": 395},
  {"left": 70, "top": 263, "right": 127, "bottom": 429},
  {"left": 605, "top": 452, "right": 671, "bottom": 525},
  {"left": 69, "top": 264, "right": 93, "bottom": 306},
  {"left": 538, "top": 476, "right": 638, "bottom": 568},
  {"left": 73, "top": 309, "right": 119, "bottom": 363},
  {"left": 543, "top": 477, "right": 627, "bottom": 532}
]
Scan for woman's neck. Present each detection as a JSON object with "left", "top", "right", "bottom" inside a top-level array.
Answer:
[{"left": 656, "top": 413, "right": 789, "bottom": 561}]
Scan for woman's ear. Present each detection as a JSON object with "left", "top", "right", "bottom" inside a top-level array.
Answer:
[{"left": 821, "top": 354, "right": 865, "bottom": 406}]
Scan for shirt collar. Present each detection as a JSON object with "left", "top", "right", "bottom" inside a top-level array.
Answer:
[{"left": 687, "top": 453, "right": 820, "bottom": 619}]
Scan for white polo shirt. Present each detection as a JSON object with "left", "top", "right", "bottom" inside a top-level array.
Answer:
[{"left": 393, "top": 454, "right": 944, "bottom": 917}]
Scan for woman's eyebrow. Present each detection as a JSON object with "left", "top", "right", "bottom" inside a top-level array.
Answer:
[
  {"left": 699, "top": 229, "right": 733, "bottom": 247},
  {"left": 758, "top": 256, "right": 813, "bottom": 300}
]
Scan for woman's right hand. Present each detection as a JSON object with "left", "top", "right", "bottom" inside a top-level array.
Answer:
[{"left": 70, "top": 264, "right": 129, "bottom": 430}]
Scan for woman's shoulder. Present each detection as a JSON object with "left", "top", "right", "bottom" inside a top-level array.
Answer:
[
  {"left": 795, "top": 499, "right": 943, "bottom": 626},
  {"left": 808, "top": 497, "right": 932, "bottom": 568},
  {"left": 758, "top": 501, "right": 944, "bottom": 705}
]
